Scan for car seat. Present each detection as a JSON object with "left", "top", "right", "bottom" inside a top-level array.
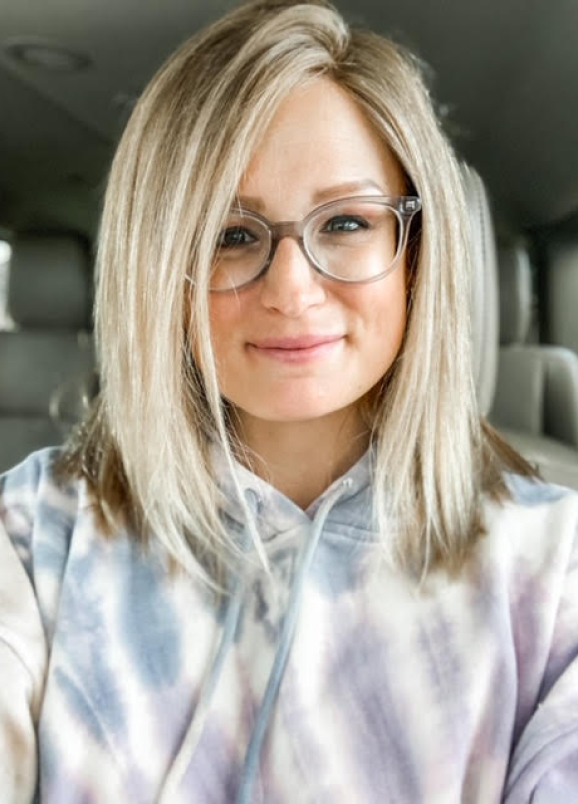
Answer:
[
  {"left": 0, "top": 234, "right": 95, "bottom": 473},
  {"left": 489, "top": 243, "right": 578, "bottom": 488}
]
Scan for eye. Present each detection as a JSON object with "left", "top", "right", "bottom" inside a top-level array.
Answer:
[
  {"left": 321, "top": 214, "right": 369, "bottom": 233},
  {"left": 217, "top": 226, "right": 258, "bottom": 249}
]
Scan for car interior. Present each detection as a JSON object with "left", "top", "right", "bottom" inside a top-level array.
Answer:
[{"left": 1, "top": 0, "right": 578, "bottom": 489}]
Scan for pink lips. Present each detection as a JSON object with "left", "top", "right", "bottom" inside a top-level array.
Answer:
[{"left": 248, "top": 334, "right": 344, "bottom": 363}]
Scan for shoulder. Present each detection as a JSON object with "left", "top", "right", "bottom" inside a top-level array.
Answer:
[
  {"left": 0, "top": 447, "right": 84, "bottom": 578},
  {"left": 479, "top": 472, "right": 578, "bottom": 595},
  {"left": 486, "top": 471, "right": 578, "bottom": 535},
  {"left": 503, "top": 471, "right": 577, "bottom": 508},
  {"left": 0, "top": 445, "right": 76, "bottom": 498},
  {"left": 0, "top": 446, "right": 81, "bottom": 528}
]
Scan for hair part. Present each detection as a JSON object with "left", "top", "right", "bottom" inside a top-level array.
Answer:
[{"left": 59, "top": 0, "right": 538, "bottom": 599}]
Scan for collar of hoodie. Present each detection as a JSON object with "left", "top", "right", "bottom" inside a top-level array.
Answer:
[{"left": 209, "top": 442, "right": 381, "bottom": 548}]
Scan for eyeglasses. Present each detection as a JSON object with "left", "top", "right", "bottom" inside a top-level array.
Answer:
[{"left": 208, "top": 195, "right": 421, "bottom": 292}]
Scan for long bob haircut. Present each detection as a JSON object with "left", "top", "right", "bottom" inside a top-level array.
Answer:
[{"left": 61, "top": 0, "right": 536, "bottom": 598}]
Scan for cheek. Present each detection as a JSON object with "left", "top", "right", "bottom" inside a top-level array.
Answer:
[
  {"left": 378, "top": 281, "right": 407, "bottom": 346},
  {"left": 209, "top": 293, "right": 239, "bottom": 340},
  {"left": 349, "top": 267, "right": 407, "bottom": 358},
  {"left": 207, "top": 294, "right": 244, "bottom": 381}
]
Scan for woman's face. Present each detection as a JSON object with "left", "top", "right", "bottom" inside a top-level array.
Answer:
[{"left": 208, "top": 78, "right": 409, "bottom": 427}]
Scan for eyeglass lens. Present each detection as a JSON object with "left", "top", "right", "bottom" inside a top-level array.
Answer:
[{"left": 211, "top": 199, "right": 405, "bottom": 291}]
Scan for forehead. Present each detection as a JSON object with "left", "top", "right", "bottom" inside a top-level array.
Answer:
[{"left": 239, "top": 78, "right": 405, "bottom": 209}]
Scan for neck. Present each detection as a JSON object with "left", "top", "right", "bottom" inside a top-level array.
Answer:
[{"left": 232, "top": 405, "right": 370, "bottom": 509}]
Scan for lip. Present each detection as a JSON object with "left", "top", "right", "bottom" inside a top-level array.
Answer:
[
  {"left": 250, "top": 335, "right": 343, "bottom": 349},
  {"left": 248, "top": 334, "right": 344, "bottom": 363}
]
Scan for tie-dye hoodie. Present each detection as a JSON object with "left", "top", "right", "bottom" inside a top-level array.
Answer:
[{"left": 0, "top": 446, "right": 577, "bottom": 803}]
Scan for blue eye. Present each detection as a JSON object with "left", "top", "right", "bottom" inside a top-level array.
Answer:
[
  {"left": 322, "top": 215, "right": 369, "bottom": 233},
  {"left": 218, "top": 227, "right": 258, "bottom": 248}
]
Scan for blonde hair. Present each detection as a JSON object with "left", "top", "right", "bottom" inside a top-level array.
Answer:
[{"left": 60, "top": 0, "right": 536, "bottom": 597}]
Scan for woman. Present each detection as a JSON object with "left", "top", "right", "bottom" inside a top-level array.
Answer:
[{"left": 1, "top": 1, "right": 577, "bottom": 801}]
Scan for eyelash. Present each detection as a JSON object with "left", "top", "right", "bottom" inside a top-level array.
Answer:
[
  {"left": 320, "top": 215, "right": 368, "bottom": 233},
  {"left": 218, "top": 227, "right": 258, "bottom": 248},
  {"left": 218, "top": 214, "right": 370, "bottom": 248}
]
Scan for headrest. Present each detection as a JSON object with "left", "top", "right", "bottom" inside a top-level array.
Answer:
[
  {"left": 8, "top": 234, "right": 92, "bottom": 329},
  {"left": 461, "top": 164, "right": 499, "bottom": 417},
  {"left": 498, "top": 245, "right": 532, "bottom": 345}
]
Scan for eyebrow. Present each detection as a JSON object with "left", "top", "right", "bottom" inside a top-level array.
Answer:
[
  {"left": 313, "top": 179, "right": 387, "bottom": 203},
  {"left": 235, "top": 179, "right": 388, "bottom": 212}
]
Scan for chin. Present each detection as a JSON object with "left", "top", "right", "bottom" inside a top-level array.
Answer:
[
  {"left": 247, "top": 406, "right": 335, "bottom": 424},
  {"left": 235, "top": 393, "right": 360, "bottom": 426}
]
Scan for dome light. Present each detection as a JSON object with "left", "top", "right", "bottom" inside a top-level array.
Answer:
[{"left": 3, "top": 38, "right": 91, "bottom": 73}]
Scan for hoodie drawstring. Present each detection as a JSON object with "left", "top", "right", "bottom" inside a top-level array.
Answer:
[
  {"left": 235, "top": 477, "right": 353, "bottom": 803},
  {"left": 157, "top": 477, "right": 352, "bottom": 803}
]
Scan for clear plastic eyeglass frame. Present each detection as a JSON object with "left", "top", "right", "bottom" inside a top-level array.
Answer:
[{"left": 191, "top": 194, "right": 422, "bottom": 293}]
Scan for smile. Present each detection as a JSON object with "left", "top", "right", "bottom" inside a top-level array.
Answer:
[{"left": 247, "top": 335, "right": 344, "bottom": 363}]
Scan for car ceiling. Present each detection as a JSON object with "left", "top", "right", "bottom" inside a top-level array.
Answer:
[{"left": 1, "top": 0, "right": 578, "bottom": 241}]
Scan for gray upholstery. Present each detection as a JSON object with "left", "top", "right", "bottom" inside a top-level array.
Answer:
[
  {"left": 493, "top": 345, "right": 578, "bottom": 447},
  {"left": 0, "top": 419, "right": 65, "bottom": 473},
  {"left": 9, "top": 235, "right": 92, "bottom": 329},
  {"left": 0, "top": 331, "right": 93, "bottom": 414},
  {"left": 462, "top": 164, "right": 499, "bottom": 416},
  {"left": 498, "top": 429, "right": 578, "bottom": 490},
  {"left": 490, "top": 243, "right": 578, "bottom": 488},
  {"left": 0, "top": 234, "right": 94, "bottom": 474},
  {"left": 544, "top": 240, "right": 578, "bottom": 353},
  {"left": 498, "top": 246, "right": 532, "bottom": 345}
]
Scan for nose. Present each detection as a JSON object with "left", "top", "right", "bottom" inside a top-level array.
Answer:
[{"left": 258, "top": 236, "right": 326, "bottom": 317}]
